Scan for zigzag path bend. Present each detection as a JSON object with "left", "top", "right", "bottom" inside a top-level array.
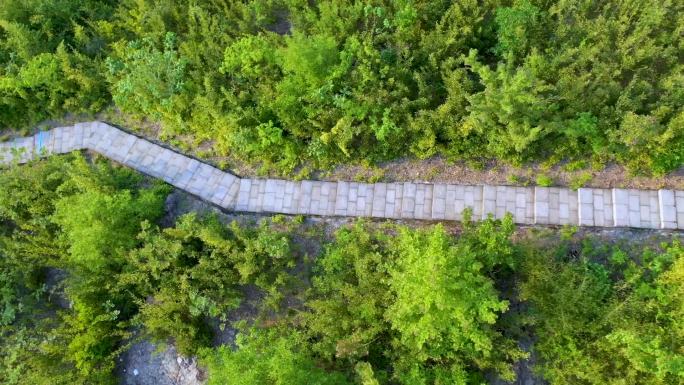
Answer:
[{"left": 1, "top": 121, "right": 683, "bottom": 230}]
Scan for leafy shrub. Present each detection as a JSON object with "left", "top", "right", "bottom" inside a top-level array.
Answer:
[
  {"left": 519, "top": 239, "right": 684, "bottom": 385},
  {"left": 125, "top": 214, "right": 295, "bottom": 355},
  {"left": 535, "top": 174, "right": 554, "bottom": 187},
  {"left": 201, "top": 327, "right": 352, "bottom": 385},
  {"left": 303, "top": 216, "right": 524, "bottom": 384}
]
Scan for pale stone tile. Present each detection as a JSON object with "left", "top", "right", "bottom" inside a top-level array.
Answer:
[
  {"left": 414, "top": 184, "right": 433, "bottom": 220},
  {"left": 73, "top": 122, "right": 91, "bottom": 149},
  {"left": 121, "top": 138, "right": 150, "bottom": 168},
  {"left": 628, "top": 209, "right": 640, "bottom": 228},
  {"left": 658, "top": 190, "right": 676, "bottom": 229},
  {"left": 676, "top": 191, "right": 684, "bottom": 230},
  {"left": 525, "top": 187, "right": 535, "bottom": 224},
  {"left": 464, "top": 185, "right": 483, "bottom": 219},
  {"left": 642, "top": 190, "right": 659, "bottom": 229},
  {"left": 626, "top": 189, "right": 642, "bottom": 228},
  {"left": 372, "top": 183, "right": 387, "bottom": 218},
  {"left": 247, "top": 179, "right": 266, "bottom": 213},
  {"left": 280, "top": 181, "right": 300, "bottom": 214},
  {"left": 323, "top": 182, "right": 338, "bottom": 216},
  {"left": 312, "top": 181, "right": 335, "bottom": 216},
  {"left": 236, "top": 179, "right": 252, "bottom": 211},
  {"left": 221, "top": 178, "right": 242, "bottom": 209},
  {"left": 482, "top": 185, "right": 497, "bottom": 219},
  {"left": 359, "top": 183, "right": 373, "bottom": 216},
  {"left": 578, "top": 188, "right": 595, "bottom": 226},
  {"left": 202, "top": 169, "right": 228, "bottom": 204},
  {"left": 209, "top": 184, "right": 230, "bottom": 206},
  {"left": 165, "top": 165, "right": 187, "bottom": 187},
  {"left": 444, "top": 185, "right": 458, "bottom": 220},
  {"left": 431, "top": 184, "right": 447, "bottom": 220},
  {"left": 546, "top": 188, "right": 560, "bottom": 224},
  {"left": 71, "top": 123, "right": 85, "bottom": 150},
  {"left": 262, "top": 179, "right": 278, "bottom": 212},
  {"left": 612, "top": 189, "right": 629, "bottom": 227},
  {"left": 298, "top": 181, "right": 314, "bottom": 215},
  {"left": 401, "top": 182, "right": 416, "bottom": 219},
  {"left": 271, "top": 180, "right": 287, "bottom": 213},
  {"left": 548, "top": 188, "right": 560, "bottom": 224},
  {"left": 534, "top": 187, "right": 550, "bottom": 224},
  {"left": 335, "top": 181, "right": 349, "bottom": 215},
  {"left": 388, "top": 183, "right": 404, "bottom": 219},
  {"left": 110, "top": 133, "right": 138, "bottom": 162},
  {"left": 186, "top": 163, "right": 215, "bottom": 197}
]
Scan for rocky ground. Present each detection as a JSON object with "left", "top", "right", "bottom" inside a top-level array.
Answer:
[{"left": 116, "top": 341, "right": 204, "bottom": 385}]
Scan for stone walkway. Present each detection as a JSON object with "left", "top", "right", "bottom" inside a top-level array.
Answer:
[{"left": 1, "top": 121, "right": 683, "bottom": 230}]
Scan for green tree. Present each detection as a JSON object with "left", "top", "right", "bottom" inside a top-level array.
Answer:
[
  {"left": 304, "top": 217, "right": 525, "bottom": 384},
  {"left": 386, "top": 216, "right": 524, "bottom": 383},
  {"left": 303, "top": 221, "right": 394, "bottom": 371}
]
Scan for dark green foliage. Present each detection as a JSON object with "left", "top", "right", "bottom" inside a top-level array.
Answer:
[
  {"left": 106, "top": 32, "right": 188, "bottom": 126},
  {"left": 0, "top": 154, "right": 302, "bottom": 384},
  {"left": 2, "top": 0, "right": 681, "bottom": 173},
  {"left": 123, "top": 213, "right": 295, "bottom": 355},
  {"left": 0, "top": 0, "right": 112, "bottom": 128}
]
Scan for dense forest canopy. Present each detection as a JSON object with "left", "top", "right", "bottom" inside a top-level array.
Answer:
[{"left": 1, "top": 0, "right": 682, "bottom": 174}]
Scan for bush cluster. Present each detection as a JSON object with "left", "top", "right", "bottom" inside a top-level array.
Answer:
[
  {"left": 1, "top": 0, "right": 682, "bottom": 174},
  {"left": 0, "top": 155, "right": 296, "bottom": 384}
]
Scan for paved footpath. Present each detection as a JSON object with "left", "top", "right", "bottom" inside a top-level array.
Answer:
[{"left": 1, "top": 121, "right": 683, "bottom": 230}]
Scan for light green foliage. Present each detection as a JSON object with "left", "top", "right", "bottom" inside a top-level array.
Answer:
[
  {"left": 520, "top": 238, "right": 684, "bottom": 385},
  {"left": 569, "top": 171, "right": 593, "bottom": 189},
  {"left": 53, "top": 183, "right": 167, "bottom": 268},
  {"left": 535, "top": 174, "right": 553, "bottom": 187},
  {"left": 0, "top": 0, "right": 111, "bottom": 128},
  {"left": 386, "top": 217, "right": 524, "bottom": 383},
  {"left": 303, "top": 217, "right": 523, "bottom": 384},
  {"left": 202, "top": 328, "right": 352, "bottom": 385}
]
